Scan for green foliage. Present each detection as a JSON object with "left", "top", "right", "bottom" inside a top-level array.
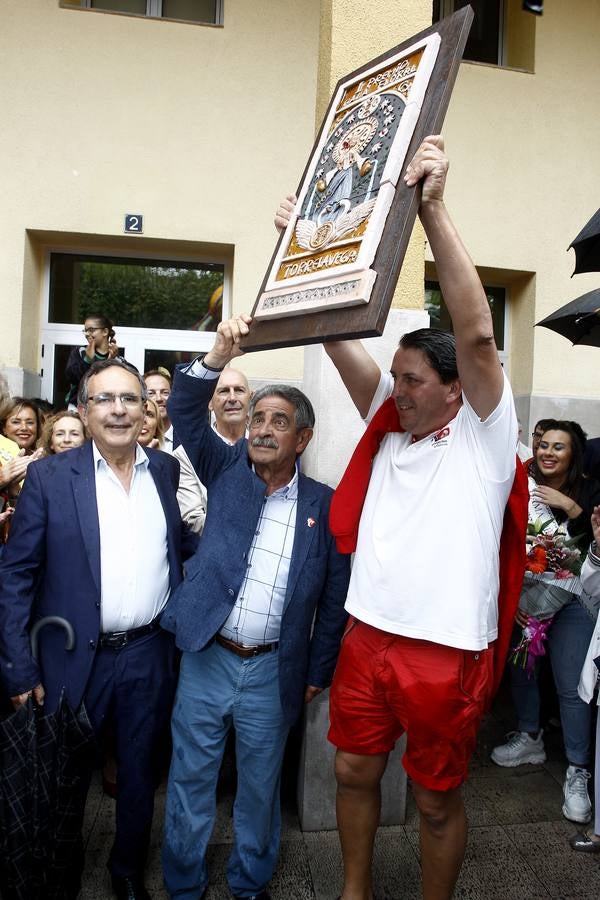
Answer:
[{"left": 76, "top": 261, "right": 223, "bottom": 330}]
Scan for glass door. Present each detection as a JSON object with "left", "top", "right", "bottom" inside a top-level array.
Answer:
[{"left": 40, "top": 248, "right": 229, "bottom": 407}]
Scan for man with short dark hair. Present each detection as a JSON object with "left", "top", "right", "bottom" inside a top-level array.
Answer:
[
  {"left": 161, "top": 318, "right": 350, "bottom": 900},
  {"left": 292, "top": 136, "right": 526, "bottom": 900},
  {"left": 0, "top": 359, "right": 185, "bottom": 900},
  {"left": 144, "top": 368, "right": 174, "bottom": 452}
]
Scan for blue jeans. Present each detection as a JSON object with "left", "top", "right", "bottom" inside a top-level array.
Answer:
[
  {"left": 510, "top": 598, "right": 595, "bottom": 765},
  {"left": 162, "top": 642, "right": 290, "bottom": 899}
]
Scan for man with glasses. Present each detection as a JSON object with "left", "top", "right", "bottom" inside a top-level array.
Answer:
[{"left": 0, "top": 359, "right": 186, "bottom": 900}]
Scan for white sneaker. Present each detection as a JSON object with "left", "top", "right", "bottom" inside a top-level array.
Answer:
[
  {"left": 563, "top": 765, "right": 592, "bottom": 823},
  {"left": 491, "top": 730, "right": 546, "bottom": 767}
]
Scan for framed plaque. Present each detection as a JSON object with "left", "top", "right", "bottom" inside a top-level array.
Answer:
[{"left": 242, "top": 5, "right": 473, "bottom": 352}]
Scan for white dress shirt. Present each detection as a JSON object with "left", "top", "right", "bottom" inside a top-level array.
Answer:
[
  {"left": 93, "top": 442, "right": 170, "bottom": 632},
  {"left": 162, "top": 424, "right": 174, "bottom": 454}
]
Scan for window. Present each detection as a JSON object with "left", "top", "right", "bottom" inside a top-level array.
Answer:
[
  {"left": 42, "top": 249, "right": 228, "bottom": 407},
  {"left": 49, "top": 253, "right": 224, "bottom": 331},
  {"left": 425, "top": 279, "right": 508, "bottom": 365},
  {"left": 433, "top": 0, "right": 536, "bottom": 70},
  {"left": 433, "top": 0, "right": 504, "bottom": 65},
  {"left": 75, "top": 0, "right": 223, "bottom": 25}
]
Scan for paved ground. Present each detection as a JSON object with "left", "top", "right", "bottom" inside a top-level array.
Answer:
[{"left": 80, "top": 685, "right": 600, "bottom": 899}]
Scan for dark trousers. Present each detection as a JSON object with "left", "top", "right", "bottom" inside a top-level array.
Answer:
[{"left": 84, "top": 627, "right": 176, "bottom": 877}]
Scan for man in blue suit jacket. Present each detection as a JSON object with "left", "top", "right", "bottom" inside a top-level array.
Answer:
[
  {"left": 0, "top": 359, "right": 185, "bottom": 900},
  {"left": 161, "top": 315, "right": 350, "bottom": 900}
]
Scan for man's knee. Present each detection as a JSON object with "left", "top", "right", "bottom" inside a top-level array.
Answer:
[
  {"left": 334, "top": 750, "right": 388, "bottom": 791},
  {"left": 412, "top": 783, "right": 464, "bottom": 831}
]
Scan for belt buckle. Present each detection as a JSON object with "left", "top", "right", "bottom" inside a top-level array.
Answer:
[{"left": 104, "top": 631, "right": 128, "bottom": 650}]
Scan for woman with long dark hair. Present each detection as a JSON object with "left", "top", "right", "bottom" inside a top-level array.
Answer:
[{"left": 492, "top": 420, "right": 600, "bottom": 825}]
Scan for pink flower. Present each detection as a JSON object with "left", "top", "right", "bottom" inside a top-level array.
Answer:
[{"left": 553, "top": 568, "right": 572, "bottom": 580}]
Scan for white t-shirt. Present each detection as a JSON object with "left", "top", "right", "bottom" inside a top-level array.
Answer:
[{"left": 345, "top": 371, "right": 517, "bottom": 651}]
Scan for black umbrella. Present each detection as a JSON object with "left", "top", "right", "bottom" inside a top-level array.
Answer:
[
  {"left": 536, "top": 287, "right": 600, "bottom": 347},
  {"left": 0, "top": 617, "right": 95, "bottom": 900},
  {"left": 568, "top": 206, "right": 600, "bottom": 275}
]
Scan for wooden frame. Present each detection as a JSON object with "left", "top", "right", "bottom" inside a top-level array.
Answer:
[{"left": 242, "top": 5, "right": 473, "bottom": 353}]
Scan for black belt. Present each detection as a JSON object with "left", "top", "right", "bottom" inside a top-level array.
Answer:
[
  {"left": 216, "top": 634, "right": 278, "bottom": 658},
  {"left": 99, "top": 616, "right": 161, "bottom": 650}
]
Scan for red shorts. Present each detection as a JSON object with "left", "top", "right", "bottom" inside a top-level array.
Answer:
[{"left": 328, "top": 619, "right": 493, "bottom": 791}]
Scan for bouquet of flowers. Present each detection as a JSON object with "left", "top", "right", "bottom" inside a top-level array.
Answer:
[
  {"left": 525, "top": 517, "right": 584, "bottom": 581},
  {"left": 510, "top": 517, "right": 586, "bottom": 675}
]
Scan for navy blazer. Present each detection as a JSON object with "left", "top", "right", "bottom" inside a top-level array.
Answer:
[
  {"left": 161, "top": 368, "right": 350, "bottom": 725},
  {"left": 0, "top": 442, "right": 184, "bottom": 711}
]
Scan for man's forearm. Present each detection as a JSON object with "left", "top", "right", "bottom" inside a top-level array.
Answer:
[{"left": 419, "top": 199, "right": 493, "bottom": 342}]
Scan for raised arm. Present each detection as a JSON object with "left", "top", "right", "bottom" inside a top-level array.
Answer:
[
  {"left": 404, "top": 136, "right": 504, "bottom": 420},
  {"left": 323, "top": 340, "right": 382, "bottom": 419}
]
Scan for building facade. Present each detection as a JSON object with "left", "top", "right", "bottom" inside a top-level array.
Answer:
[{"left": 1, "top": 1, "right": 599, "bottom": 481}]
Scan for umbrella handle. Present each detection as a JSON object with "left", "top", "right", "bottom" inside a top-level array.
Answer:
[{"left": 30, "top": 616, "right": 75, "bottom": 661}]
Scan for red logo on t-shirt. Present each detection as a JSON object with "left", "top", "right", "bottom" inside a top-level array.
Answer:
[{"left": 433, "top": 427, "right": 450, "bottom": 442}]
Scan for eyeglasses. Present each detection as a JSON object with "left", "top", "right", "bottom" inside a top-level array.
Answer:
[
  {"left": 87, "top": 393, "right": 142, "bottom": 408},
  {"left": 83, "top": 327, "right": 104, "bottom": 335}
]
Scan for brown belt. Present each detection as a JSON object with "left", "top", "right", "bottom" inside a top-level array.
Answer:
[{"left": 215, "top": 633, "right": 278, "bottom": 659}]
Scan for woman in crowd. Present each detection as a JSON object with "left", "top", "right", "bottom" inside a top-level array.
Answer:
[
  {"left": 39, "top": 409, "right": 86, "bottom": 455},
  {"left": 0, "top": 397, "right": 44, "bottom": 490},
  {"left": 492, "top": 421, "right": 600, "bottom": 824},
  {"left": 570, "top": 505, "right": 600, "bottom": 853},
  {"left": 1, "top": 397, "right": 43, "bottom": 454},
  {"left": 0, "top": 398, "right": 45, "bottom": 545},
  {"left": 137, "top": 397, "right": 165, "bottom": 449},
  {"left": 65, "top": 313, "right": 119, "bottom": 407}
]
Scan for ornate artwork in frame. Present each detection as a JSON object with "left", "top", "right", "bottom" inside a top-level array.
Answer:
[{"left": 242, "top": 5, "right": 473, "bottom": 353}]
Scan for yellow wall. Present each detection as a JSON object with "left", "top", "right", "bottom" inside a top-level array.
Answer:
[
  {"left": 437, "top": 1, "right": 600, "bottom": 400},
  {"left": 2, "top": 1, "right": 600, "bottom": 415},
  {"left": 0, "top": 0, "right": 320, "bottom": 383},
  {"left": 317, "top": 0, "right": 431, "bottom": 313}
]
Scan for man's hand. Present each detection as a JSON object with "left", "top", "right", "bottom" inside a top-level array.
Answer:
[
  {"left": 11, "top": 682, "right": 45, "bottom": 709},
  {"left": 203, "top": 314, "right": 252, "bottom": 370},
  {"left": 403, "top": 135, "right": 448, "bottom": 205},
  {"left": 274, "top": 194, "right": 297, "bottom": 233},
  {"left": 304, "top": 685, "right": 323, "bottom": 704}
]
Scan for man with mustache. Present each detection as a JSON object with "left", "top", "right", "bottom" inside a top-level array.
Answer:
[{"left": 161, "top": 324, "right": 350, "bottom": 900}]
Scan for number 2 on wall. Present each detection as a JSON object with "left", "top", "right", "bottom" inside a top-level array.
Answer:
[{"left": 124, "top": 214, "right": 143, "bottom": 234}]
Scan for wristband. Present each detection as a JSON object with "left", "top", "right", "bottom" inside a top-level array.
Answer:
[{"left": 200, "top": 356, "right": 225, "bottom": 373}]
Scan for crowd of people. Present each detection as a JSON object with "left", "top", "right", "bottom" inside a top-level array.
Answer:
[{"left": 0, "top": 138, "right": 599, "bottom": 900}]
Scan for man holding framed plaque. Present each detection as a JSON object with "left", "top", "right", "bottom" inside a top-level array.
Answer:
[{"left": 295, "top": 136, "right": 525, "bottom": 899}]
